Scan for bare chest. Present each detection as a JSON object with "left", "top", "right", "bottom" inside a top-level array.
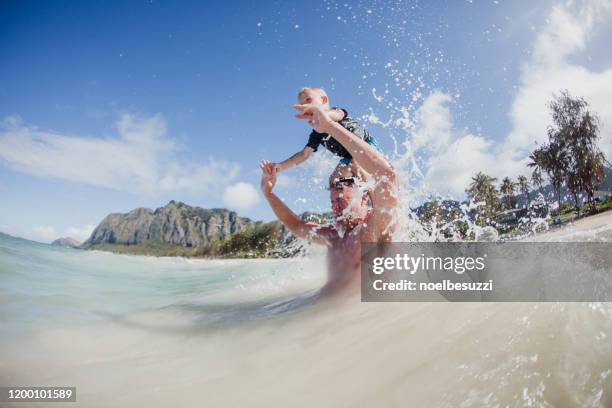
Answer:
[{"left": 327, "top": 227, "right": 366, "bottom": 279}]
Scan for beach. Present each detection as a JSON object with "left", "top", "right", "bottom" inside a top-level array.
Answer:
[{"left": 1, "top": 214, "right": 611, "bottom": 407}]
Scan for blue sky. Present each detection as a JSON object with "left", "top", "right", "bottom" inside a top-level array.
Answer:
[{"left": 1, "top": 0, "right": 611, "bottom": 242}]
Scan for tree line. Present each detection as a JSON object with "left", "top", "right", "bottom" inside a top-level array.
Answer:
[{"left": 466, "top": 90, "right": 609, "bottom": 223}]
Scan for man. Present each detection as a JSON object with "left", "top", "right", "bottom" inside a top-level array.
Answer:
[{"left": 260, "top": 101, "right": 398, "bottom": 294}]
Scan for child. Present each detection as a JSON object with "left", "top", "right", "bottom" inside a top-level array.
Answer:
[{"left": 273, "top": 87, "right": 382, "bottom": 183}]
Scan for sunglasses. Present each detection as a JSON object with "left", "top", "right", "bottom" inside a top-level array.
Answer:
[{"left": 328, "top": 177, "right": 356, "bottom": 190}]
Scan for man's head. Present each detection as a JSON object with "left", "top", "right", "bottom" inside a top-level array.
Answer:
[
  {"left": 297, "top": 87, "right": 329, "bottom": 107},
  {"left": 328, "top": 166, "right": 370, "bottom": 221}
]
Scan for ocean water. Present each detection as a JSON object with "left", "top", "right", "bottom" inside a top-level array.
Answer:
[
  {"left": 0, "top": 232, "right": 329, "bottom": 333},
  {"left": 1, "top": 222, "right": 612, "bottom": 407}
]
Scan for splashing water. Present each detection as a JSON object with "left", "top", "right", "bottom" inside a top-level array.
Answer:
[
  {"left": 279, "top": 4, "right": 562, "bottom": 246},
  {"left": 2, "top": 230, "right": 612, "bottom": 407},
  {"left": 2, "top": 2, "right": 611, "bottom": 407}
]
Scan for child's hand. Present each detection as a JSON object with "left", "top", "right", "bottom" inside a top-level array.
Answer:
[{"left": 293, "top": 103, "right": 334, "bottom": 134}]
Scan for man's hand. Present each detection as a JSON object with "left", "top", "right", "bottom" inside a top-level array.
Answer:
[
  {"left": 259, "top": 160, "right": 277, "bottom": 196},
  {"left": 293, "top": 103, "right": 334, "bottom": 134}
]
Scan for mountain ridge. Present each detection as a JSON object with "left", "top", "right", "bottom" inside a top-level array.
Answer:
[{"left": 83, "top": 200, "right": 252, "bottom": 249}]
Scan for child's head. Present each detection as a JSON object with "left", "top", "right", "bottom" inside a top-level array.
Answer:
[{"left": 297, "top": 87, "right": 329, "bottom": 107}]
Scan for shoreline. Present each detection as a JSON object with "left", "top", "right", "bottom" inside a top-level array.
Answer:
[
  {"left": 77, "top": 209, "right": 612, "bottom": 260},
  {"left": 522, "top": 209, "right": 612, "bottom": 241},
  {"left": 84, "top": 247, "right": 300, "bottom": 263}
]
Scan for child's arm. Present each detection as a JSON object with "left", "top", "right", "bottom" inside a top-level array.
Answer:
[
  {"left": 275, "top": 146, "right": 314, "bottom": 172},
  {"left": 274, "top": 107, "right": 343, "bottom": 172}
]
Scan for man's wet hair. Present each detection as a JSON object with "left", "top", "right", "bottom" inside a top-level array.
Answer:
[{"left": 328, "top": 176, "right": 356, "bottom": 190}]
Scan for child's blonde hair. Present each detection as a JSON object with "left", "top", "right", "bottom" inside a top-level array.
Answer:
[{"left": 297, "top": 86, "right": 327, "bottom": 100}]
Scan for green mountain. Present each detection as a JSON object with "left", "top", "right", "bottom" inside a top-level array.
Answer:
[{"left": 82, "top": 201, "right": 331, "bottom": 258}]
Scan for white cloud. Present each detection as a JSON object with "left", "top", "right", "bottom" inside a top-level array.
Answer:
[
  {"left": 1, "top": 223, "right": 97, "bottom": 243},
  {"left": 65, "top": 224, "right": 96, "bottom": 242},
  {"left": 402, "top": 0, "right": 612, "bottom": 198},
  {"left": 276, "top": 173, "right": 291, "bottom": 188},
  {"left": 31, "top": 225, "right": 58, "bottom": 242},
  {"left": 503, "top": 0, "right": 612, "bottom": 161},
  {"left": 407, "top": 91, "right": 453, "bottom": 152},
  {"left": 424, "top": 134, "right": 498, "bottom": 197},
  {"left": 222, "top": 182, "right": 260, "bottom": 210},
  {"left": 0, "top": 114, "right": 240, "bottom": 195},
  {"left": 158, "top": 159, "right": 240, "bottom": 194},
  {"left": 391, "top": 91, "right": 497, "bottom": 197}
]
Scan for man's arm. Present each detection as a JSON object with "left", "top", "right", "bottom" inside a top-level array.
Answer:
[
  {"left": 327, "top": 107, "right": 346, "bottom": 122},
  {"left": 294, "top": 104, "right": 391, "bottom": 178},
  {"left": 293, "top": 103, "right": 398, "bottom": 238},
  {"left": 276, "top": 146, "right": 314, "bottom": 172},
  {"left": 260, "top": 160, "right": 331, "bottom": 245},
  {"left": 295, "top": 106, "right": 345, "bottom": 122},
  {"left": 326, "top": 120, "right": 398, "bottom": 239},
  {"left": 327, "top": 121, "right": 393, "bottom": 179}
]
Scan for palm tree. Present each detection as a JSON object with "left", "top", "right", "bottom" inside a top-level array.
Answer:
[
  {"left": 531, "top": 169, "right": 543, "bottom": 191},
  {"left": 466, "top": 172, "right": 500, "bottom": 223},
  {"left": 517, "top": 175, "right": 530, "bottom": 208},
  {"left": 529, "top": 142, "right": 566, "bottom": 219},
  {"left": 500, "top": 177, "right": 516, "bottom": 210}
]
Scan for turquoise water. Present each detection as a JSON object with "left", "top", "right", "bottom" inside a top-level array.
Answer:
[
  {"left": 0, "top": 233, "right": 324, "bottom": 335},
  {"left": 2, "top": 230, "right": 612, "bottom": 407}
]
